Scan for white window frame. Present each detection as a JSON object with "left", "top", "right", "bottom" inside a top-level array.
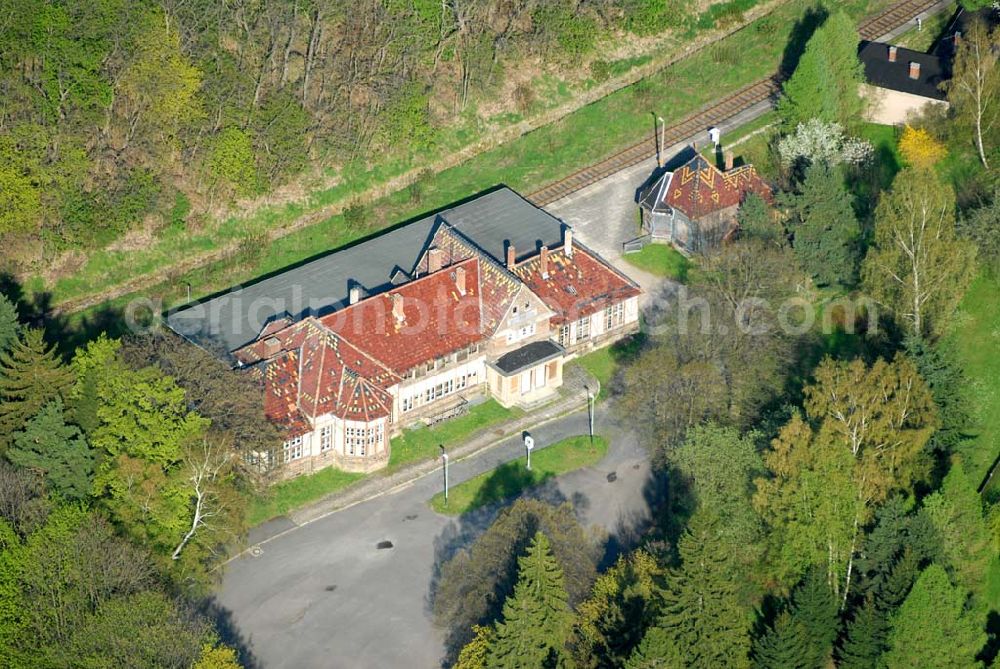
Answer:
[
  {"left": 283, "top": 435, "right": 304, "bottom": 462},
  {"left": 558, "top": 324, "right": 570, "bottom": 347},
  {"left": 320, "top": 425, "right": 333, "bottom": 452},
  {"left": 605, "top": 302, "right": 624, "bottom": 330},
  {"left": 576, "top": 315, "right": 591, "bottom": 342}
]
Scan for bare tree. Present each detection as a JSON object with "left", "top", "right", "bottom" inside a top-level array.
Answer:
[{"left": 171, "top": 436, "right": 238, "bottom": 561}]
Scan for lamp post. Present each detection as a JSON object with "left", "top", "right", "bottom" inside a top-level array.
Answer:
[
  {"left": 587, "top": 390, "right": 595, "bottom": 445},
  {"left": 439, "top": 445, "right": 449, "bottom": 506},
  {"left": 524, "top": 434, "right": 535, "bottom": 471},
  {"left": 656, "top": 115, "right": 666, "bottom": 167}
]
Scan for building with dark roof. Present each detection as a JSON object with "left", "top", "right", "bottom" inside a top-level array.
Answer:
[
  {"left": 637, "top": 151, "right": 772, "bottom": 253},
  {"left": 858, "top": 40, "right": 951, "bottom": 125},
  {"left": 168, "top": 187, "right": 640, "bottom": 476}
]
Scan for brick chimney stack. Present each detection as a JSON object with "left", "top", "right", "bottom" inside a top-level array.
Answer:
[
  {"left": 427, "top": 247, "right": 444, "bottom": 273},
  {"left": 391, "top": 293, "right": 405, "bottom": 324},
  {"left": 564, "top": 228, "right": 573, "bottom": 258},
  {"left": 454, "top": 266, "right": 467, "bottom": 295},
  {"left": 909, "top": 61, "right": 921, "bottom": 80},
  {"left": 506, "top": 242, "right": 516, "bottom": 269},
  {"left": 888, "top": 45, "right": 897, "bottom": 62},
  {"left": 539, "top": 246, "right": 549, "bottom": 279},
  {"left": 724, "top": 151, "right": 734, "bottom": 171}
]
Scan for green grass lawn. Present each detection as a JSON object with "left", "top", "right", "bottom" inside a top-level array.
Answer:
[
  {"left": 429, "top": 435, "right": 609, "bottom": 515},
  {"left": 388, "top": 399, "right": 520, "bottom": 471},
  {"left": 52, "top": 0, "right": 890, "bottom": 334},
  {"left": 949, "top": 273, "right": 1000, "bottom": 490},
  {"left": 246, "top": 399, "right": 519, "bottom": 525},
  {"left": 568, "top": 336, "right": 646, "bottom": 402},
  {"left": 247, "top": 467, "right": 365, "bottom": 526},
  {"left": 623, "top": 244, "right": 691, "bottom": 281}
]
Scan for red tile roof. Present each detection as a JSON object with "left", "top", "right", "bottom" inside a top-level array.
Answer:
[
  {"left": 663, "top": 155, "right": 772, "bottom": 220},
  {"left": 321, "top": 256, "right": 487, "bottom": 375},
  {"left": 512, "top": 246, "right": 640, "bottom": 325},
  {"left": 416, "top": 224, "right": 521, "bottom": 336}
]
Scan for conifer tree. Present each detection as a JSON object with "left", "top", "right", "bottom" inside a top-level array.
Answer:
[
  {"left": 0, "top": 293, "right": 19, "bottom": 354},
  {"left": 781, "top": 162, "right": 860, "bottom": 286},
  {"left": 904, "top": 334, "right": 971, "bottom": 454},
  {"left": 752, "top": 611, "right": 811, "bottom": 669},
  {"left": 790, "top": 568, "right": 839, "bottom": 668},
  {"left": 778, "top": 11, "right": 864, "bottom": 126},
  {"left": 883, "top": 564, "right": 985, "bottom": 669},
  {"left": 455, "top": 625, "right": 494, "bottom": 669},
  {"left": 837, "top": 599, "right": 888, "bottom": 669},
  {"left": 7, "top": 399, "right": 94, "bottom": 500},
  {"left": 489, "top": 531, "right": 573, "bottom": 669},
  {"left": 0, "top": 329, "right": 74, "bottom": 449},
  {"left": 629, "top": 511, "right": 752, "bottom": 668},
  {"left": 920, "top": 460, "right": 992, "bottom": 600}
]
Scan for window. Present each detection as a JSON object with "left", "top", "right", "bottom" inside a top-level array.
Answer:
[
  {"left": 320, "top": 425, "right": 333, "bottom": 452},
  {"left": 346, "top": 427, "right": 358, "bottom": 455},
  {"left": 605, "top": 302, "right": 625, "bottom": 330},
  {"left": 426, "top": 378, "right": 456, "bottom": 403},
  {"left": 558, "top": 325, "right": 570, "bottom": 347},
  {"left": 506, "top": 322, "right": 536, "bottom": 344},
  {"left": 576, "top": 315, "right": 591, "bottom": 341},
  {"left": 283, "top": 435, "right": 303, "bottom": 462},
  {"left": 402, "top": 396, "right": 415, "bottom": 413}
]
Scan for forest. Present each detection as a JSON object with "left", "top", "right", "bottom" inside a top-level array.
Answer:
[
  {"left": 1, "top": 0, "right": 1000, "bottom": 667},
  {"left": 429, "top": 6, "right": 1000, "bottom": 669},
  {"left": 0, "top": 0, "right": 730, "bottom": 269}
]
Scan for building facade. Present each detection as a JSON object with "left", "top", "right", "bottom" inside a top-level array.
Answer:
[{"left": 169, "top": 188, "right": 640, "bottom": 478}]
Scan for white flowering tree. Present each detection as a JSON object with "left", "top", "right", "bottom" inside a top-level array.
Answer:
[{"left": 778, "top": 119, "right": 874, "bottom": 170}]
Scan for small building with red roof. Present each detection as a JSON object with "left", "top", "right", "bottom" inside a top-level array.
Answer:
[
  {"left": 639, "top": 150, "right": 772, "bottom": 253},
  {"left": 169, "top": 187, "right": 641, "bottom": 477}
]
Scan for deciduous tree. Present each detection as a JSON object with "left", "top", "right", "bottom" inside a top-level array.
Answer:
[
  {"left": 862, "top": 167, "right": 977, "bottom": 338},
  {"left": 946, "top": 17, "right": 1000, "bottom": 168},
  {"left": 754, "top": 356, "right": 938, "bottom": 601}
]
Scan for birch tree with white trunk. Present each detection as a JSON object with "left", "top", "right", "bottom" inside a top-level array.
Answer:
[{"left": 947, "top": 17, "right": 1000, "bottom": 169}]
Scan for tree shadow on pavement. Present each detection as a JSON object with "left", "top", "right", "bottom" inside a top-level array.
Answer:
[{"left": 200, "top": 597, "right": 260, "bottom": 669}]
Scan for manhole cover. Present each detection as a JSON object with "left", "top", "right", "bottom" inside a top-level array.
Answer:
[
  {"left": 606, "top": 472, "right": 618, "bottom": 483},
  {"left": 376, "top": 540, "right": 394, "bottom": 550},
  {"left": 249, "top": 545, "right": 263, "bottom": 558},
  {"left": 403, "top": 514, "right": 418, "bottom": 521},
  {"left": 325, "top": 585, "right": 337, "bottom": 592}
]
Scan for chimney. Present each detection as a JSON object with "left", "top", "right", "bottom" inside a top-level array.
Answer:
[
  {"left": 454, "top": 266, "right": 467, "bottom": 295},
  {"left": 564, "top": 228, "right": 574, "bottom": 258},
  {"left": 506, "top": 243, "right": 516, "bottom": 269},
  {"left": 724, "top": 151, "right": 734, "bottom": 171},
  {"left": 539, "top": 246, "right": 550, "bottom": 279},
  {"left": 264, "top": 336, "right": 281, "bottom": 353},
  {"left": 909, "top": 61, "right": 920, "bottom": 80},
  {"left": 391, "top": 293, "right": 405, "bottom": 324},
  {"left": 692, "top": 140, "right": 698, "bottom": 153},
  {"left": 349, "top": 285, "right": 361, "bottom": 305},
  {"left": 427, "top": 247, "right": 443, "bottom": 273},
  {"left": 888, "top": 45, "right": 897, "bottom": 62}
]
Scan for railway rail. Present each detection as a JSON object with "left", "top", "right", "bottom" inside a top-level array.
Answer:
[{"left": 528, "top": 0, "right": 943, "bottom": 207}]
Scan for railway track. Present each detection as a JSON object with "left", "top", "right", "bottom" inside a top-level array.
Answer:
[{"left": 528, "top": 0, "right": 943, "bottom": 207}]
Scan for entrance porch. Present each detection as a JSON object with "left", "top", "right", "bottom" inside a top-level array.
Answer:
[{"left": 486, "top": 340, "right": 565, "bottom": 408}]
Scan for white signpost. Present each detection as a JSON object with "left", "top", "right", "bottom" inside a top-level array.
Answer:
[{"left": 524, "top": 434, "right": 535, "bottom": 471}]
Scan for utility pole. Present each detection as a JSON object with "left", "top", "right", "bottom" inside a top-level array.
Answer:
[
  {"left": 524, "top": 434, "right": 534, "bottom": 471},
  {"left": 439, "top": 445, "right": 449, "bottom": 506}
]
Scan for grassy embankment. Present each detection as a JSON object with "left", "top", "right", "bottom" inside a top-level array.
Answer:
[
  {"left": 429, "top": 435, "right": 609, "bottom": 515},
  {"left": 52, "top": 0, "right": 889, "bottom": 334}
]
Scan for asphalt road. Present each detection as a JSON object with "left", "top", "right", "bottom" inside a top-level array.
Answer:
[{"left": 216, "top": 405, "right": 660, "bottom": 669}]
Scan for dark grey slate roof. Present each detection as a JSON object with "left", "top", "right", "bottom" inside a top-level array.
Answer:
[
  {"left": 166, "top": 187, "right": 566, "bottom": 358},
  {"left": 859, "top": 41, "right": 948, "bottom": 101},
  {"left": 491, "top": 340, "right": 564, "bottom": 375}
]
